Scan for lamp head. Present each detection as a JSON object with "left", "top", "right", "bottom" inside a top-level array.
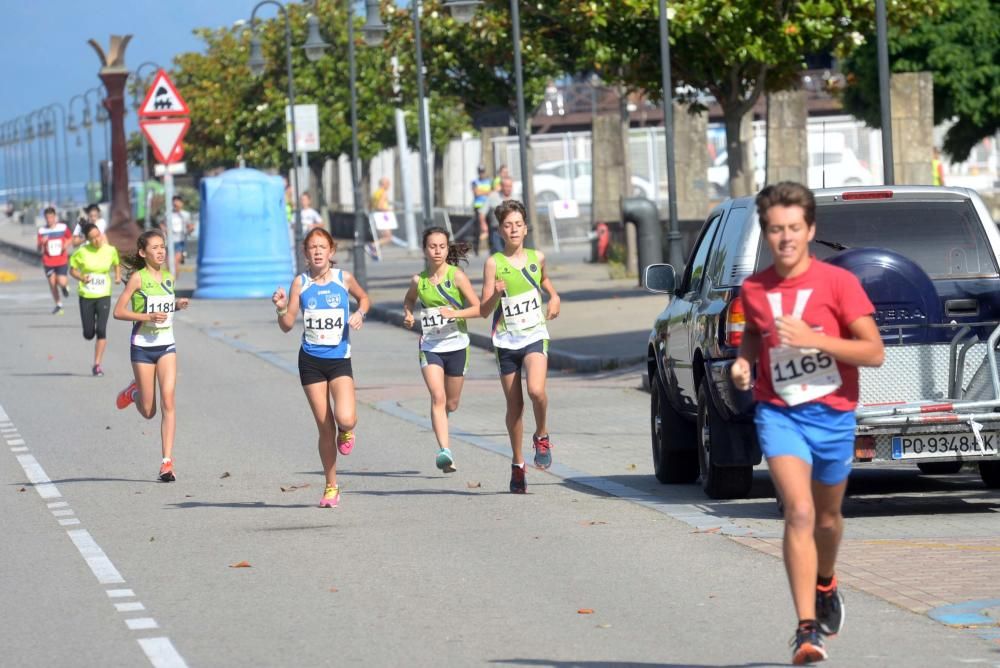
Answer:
[
  {"left": 362, "top": 0, "right": 387, "bottom": 47},
  {"left": 248, "top": 34, "right": 266, "bottom": 77},
  {"left": 445, "top": 0, "right": 481, "bottom": 24},
  {"left": 303, "top": 14, "right": 329, "bottom": 62}
]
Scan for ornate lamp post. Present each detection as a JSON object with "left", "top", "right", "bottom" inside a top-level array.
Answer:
[
  {"left": 43, "top": 103, "right": 71, "bottom": 206},
  {"left": 87, "top": 35, "right": 135, "bottom": 250},
  {"left": 69, "top": 93, "right": 96, "bottom": 196}
]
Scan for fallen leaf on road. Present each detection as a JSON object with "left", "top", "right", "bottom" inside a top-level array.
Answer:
[
  {"left": 329, "top": 587, "right": 339, "bottom": 593},
  {"left": 184, "top": 495, "right": 192, "bottom": 498},
  {"left": 694, "top": 527, "right": 722, "bottom": 534},
  {"left": 105, "top": 426, "right": 111, "bottom": 430},
  {"left": 212, "top": 321, "right": 221, "bottom": 326},
  {"left": 626, "top": 463, "right": 637, "bottom": 471},
  {"left": 466, "top": 481, "right": 481, "bottom": 488},
  {"left": 18, "top": 487, "right": 26, "bottom": 492},
  {"left": 280, "top": 484, "right": 311, "bottom": 492},
  {"left": 219, "top": 472, "right": 231, "bottom": 479},
  {"left": 149, "top": 537, "right": 155, "bottom": 542},
  {"left": 580, "top": 520, "right": 608, "bottom": 526},
  {"left": 229, "top": 561, "right": 252, "bottom": 568},
  {"left": 578, "top": 609, "right": 595, "bottom": 615},
  {"left": 597, "top": 624, "right": 612, "bottom": 629}
]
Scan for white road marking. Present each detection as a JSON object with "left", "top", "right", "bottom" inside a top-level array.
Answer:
[
  {"left": 115, "top": 602, "right": 146, "bottom": 612},
  {"left": 15, "top": 453, "right": 61, "bottom": 499},
  {"left": 59, "top": 518, "right": 81, "bottom": 526},
  {"left": 67, "top": 529, "right": 125, "bottom": 584},
  {"left": 107, "top": 588, "right": 136, "bottom": 598},
  {"left": 137, "top": 638, "right": 188, "bottom": 668},
  {"left": 47, "top": 501, "right": 69, "bottom": 508},
  {"left": 51, "top": 509, "right": 75, "bottom": 517},
  {"left": 7, "top": 438, "right": 26, "bottom": 445},
  {"left": 126, "top": 618, "right": 159, "bottom": 630},
  {"left": 10, "top": 446, "right": 28, "bottom": 452}
]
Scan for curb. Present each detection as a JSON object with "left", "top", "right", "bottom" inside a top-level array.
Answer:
[
  {"left": 366, "top": 304, "right": 645, "bottom": 374},
  {"left": 0, "top": 237, "right": 41, "bottom": 264}
]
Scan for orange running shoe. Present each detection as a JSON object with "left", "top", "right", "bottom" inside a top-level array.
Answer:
[
  {"left": 116, "top": 381, "right": 137, "bottom": 410},
  {"left": 159, "top": 459, "right": 176, "bottom": 483}
]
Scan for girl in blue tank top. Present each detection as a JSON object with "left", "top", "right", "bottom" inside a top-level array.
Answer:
[{"left": 272, "top": 229, "right": 371, "bottom": 509}]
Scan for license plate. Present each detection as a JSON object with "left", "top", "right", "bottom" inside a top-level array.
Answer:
[{"left": 891, "top": 433, "right": 999, "bottom": 460}]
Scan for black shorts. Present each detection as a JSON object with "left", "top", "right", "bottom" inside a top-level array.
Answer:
[
  {"left": 44, "top": 264, "right": 68, "bottom": 277},
  {"left": 299, "top": 349, "right": 353, "bottom": 385},
  {"left": 131, "top": 344, "right": 177, "bottom": 364},
  {"left": 495, "top": 339, "right": 548, "bottom": 375},
  {"left": 419, "top": 347, "right": 470, "bottom": 377}
]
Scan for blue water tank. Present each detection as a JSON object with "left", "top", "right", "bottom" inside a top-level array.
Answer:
[{"left": 195, "top": 169, "right": 292, "bottom": 299}]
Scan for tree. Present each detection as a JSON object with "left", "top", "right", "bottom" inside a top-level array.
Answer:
[
  {"left": 840, "top": 0, "right": 999, "bottom": 162},
  {"left": 531, "top": 0, "right": 943, "bottom": 196}
]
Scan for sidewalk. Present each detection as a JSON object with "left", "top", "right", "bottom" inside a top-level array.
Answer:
[{"left": 0, "top": 215, "right": 668, "bottom": 373}]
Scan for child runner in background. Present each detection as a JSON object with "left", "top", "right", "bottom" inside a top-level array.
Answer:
[
  {"left": 69, "top": 222, "right": 121, "bottom": 376},
  {"left": 113, "top": 230, "right": 190, "bottom": 482},
  {"left": 272, "top": 228, "right": 370, "bottom": 509},
  {"left": 730, "top": 182, "right": 883, "bottom": 664},
  {"left": 37, "top": 206, "right": 72, "bottom": 315},
  {"left": 479, "top": 200, "right": 560, "bottom": 493},
  {"left": 402, "top": 227, "right": 480, "bottom": 473}
]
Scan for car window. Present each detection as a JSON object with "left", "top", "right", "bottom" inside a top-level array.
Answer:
[
  {"left": 680, "top": 213, "right": 723, "bottom": 295},
  {"left": 756, "top": 200, "right": 997, "bottom": 278},
  {"left": 707, "top": 206, "right": 757, "bottom": 287}
]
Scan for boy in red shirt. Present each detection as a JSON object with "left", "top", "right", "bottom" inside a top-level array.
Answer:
[
  {"left": 731, "top": 182, "right": 884, "bottom": 664},
  {"left": 37, "top": 207, "right": 72, "bottom": 315}
]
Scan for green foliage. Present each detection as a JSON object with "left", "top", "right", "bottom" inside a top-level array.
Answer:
[{"left": 840, "top": 0, "right": 999, "bottom": 161}]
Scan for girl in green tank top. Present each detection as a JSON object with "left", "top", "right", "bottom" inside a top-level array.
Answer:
[
  {"left": 113, "top": 229, "right": 191, "bottom": 483},
  {"left": 402, "top": 227, "right": 481, "bottom": 473},
  {"left": 479, "top": 200, "right": 561, "bottom": 493}
]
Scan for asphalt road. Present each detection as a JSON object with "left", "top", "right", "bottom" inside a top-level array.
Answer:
[{"left": 3, "top": 251, "right": 1000, "bottom": 667}]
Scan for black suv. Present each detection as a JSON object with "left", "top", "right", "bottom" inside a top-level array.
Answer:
[{"left": 645, "top": 186, "right": 1000, "bottom": 499}]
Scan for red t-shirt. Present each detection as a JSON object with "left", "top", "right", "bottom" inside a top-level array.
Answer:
[
  {"left": 38, "top": 223, "right": 72, "bottom": 267},
  {"left": 741, "top": 259, "right": 875, "bottom": 411}
]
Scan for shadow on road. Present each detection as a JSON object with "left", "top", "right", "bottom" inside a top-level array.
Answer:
[
  {"left": 166, "top": 500, "right": 315, "bottom": 510},
  {"left": 492, "top": 659, "right": 779, "bottom": 668}
]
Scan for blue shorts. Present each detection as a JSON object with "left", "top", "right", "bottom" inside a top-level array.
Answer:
[
  {"left": 420, "top": 348, "right": 470, "bottom": 377},
  {"left": 173, "top": 240, "right": 186, "bottom": 252},
  {"left": 495, "top": 339, "right": 548, "bottom": 375},
  {"left": 754, "top": 402, "right": 856, "bottom": 485},
  {"left": 131, "top": 344, "right": 176, "bottom": 365}
]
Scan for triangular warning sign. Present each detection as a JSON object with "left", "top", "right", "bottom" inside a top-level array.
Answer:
[
  {"left": 140, "top": 118, "right": 190, "bottom": 164},
  {"left": 138, "top": 69, "right": 189, "bottom": 117}
]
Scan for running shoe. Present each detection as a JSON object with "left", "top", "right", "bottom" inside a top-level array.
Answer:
[
  {"left": 532, "top": 434, "right": 553, "bottom": 469},
  {"left": 435, "top": 448, "right": 456, "bottom": 473},
  {"left": 509, "top": 464, "right": 527, "bottom": 494},
  {"left": 337, "top": 430, "right": 355, "bottom": 456},
  {"left": 319, "top": 485, "right": 340, "bottom": 508},
  {"left": 60, "top": 285, "right": 69, "bottom": 297},
  {"left": 790, "top": 624, "right": 828, "bottom": 665},
  {"left": 92, "top": 364, "right": 104, "bottom": 377},
  {"left": 52, "top": 304, "right": 64, "bottom": 315},
  {"left": 158, "top": 459, "right": 176, "bottom": 483},
  {"left": 116, "top": 380, "right": 137, "bottom": 409},
  {"left": 816, "top": 579, "right": 845, "bottom": 637}
]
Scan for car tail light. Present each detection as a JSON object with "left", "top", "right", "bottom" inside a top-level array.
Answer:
[
  {"left": 842, "top": 190, "right": 893, "bottom": 200},
  {"left": 725, "top": 296, "right": 746, "bottom": 347},
  {"left": 854, "top": 435, "right": 876, "bottom": 461}
]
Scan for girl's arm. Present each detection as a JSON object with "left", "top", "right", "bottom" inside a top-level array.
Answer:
[
  {"left": 441, "top": 269, "right": 482, "bottom": 320},
  {"left": 402, "top": 275, "right": 419, "bottom": 329},
  {"left": 479, "top": 256, "right": 504, "bottom": 318},
  {"left": 537, "top": 251, "right": 560, "bottom": 320},
  {"left": 69, "top": 265, "right": 85, "bottom": 281},
  {"left": 273, "top": 277, "right": 302, "bottom": 333},
  {"left": 345, "top": 271, "right": 371, "bottom": 330},
  {"left": 113, "top": 272, "right": 154, "bottom": 323}
]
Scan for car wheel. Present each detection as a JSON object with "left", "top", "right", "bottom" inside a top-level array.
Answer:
[
  {"left": 697, "top": 379, "right": 753, "bottom": 499},
  {"left": 917, "top": 461, "right": 963, "bottom": 475},
  {"left": 979, "top": 461, "right": 1000, "bottom": 488},
  {"left": 650, "top": 374, "right": 698, "bottom": 484}
]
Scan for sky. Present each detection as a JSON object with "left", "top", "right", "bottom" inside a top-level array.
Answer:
[{"left": 0, "top": 0, "right": 263, "bottom": 200}]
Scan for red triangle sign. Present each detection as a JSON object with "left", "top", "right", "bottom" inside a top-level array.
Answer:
[
  {"left": 140, "top": 118, "right": 190, "bottom": 164},
  {"left": 138, "top": 69, "right": 189, "bottom": 117}
]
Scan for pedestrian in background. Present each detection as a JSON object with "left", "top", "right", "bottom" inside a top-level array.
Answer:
[
  {"left": 485, "top": 176, "right": 515, "bottom": 254},
  {"left": 402, "top": 226, "right": 480, "bottom": 473},
  {"left": 479, "top": 199, "right": 561, "bottom": 493},
  {"left": 299, "top": 192, "right": 324, "bottom": 234},
  {"left": 467, "top": 166, "right": 493, "bottom": 256},
  {"left": 367, "top": 176, "right": 393, "bottom": 259},
  {"left": 72, "top": 204, "right": 106, "bottom": 247},
  {"left": 37, "top": 206, "right": 72, "bottom": 315},
  {"left": 163, "top": 195, "right": 194, "bottom": 272},
  {"left": 731, "top": 182, "right": 884, "bottom": 664},
  {"left": 113, "top": 229, "right": 190, "bottom": 482},
  {"left": 272, "top": 228, "right": 371, "bottom": 508}
]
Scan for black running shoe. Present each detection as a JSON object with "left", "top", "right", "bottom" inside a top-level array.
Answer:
[
  {"left": 790, "top": 624, "right": 828, "bottom": 665},
  {"left": 60, "top": 285, "right": 69, "bottom": 298},
  {"left": 816, "top": 581, "right": 845, "bottom": 636},
  {"left": 509, "top": 464, "right": 526, "bottom": 494}
]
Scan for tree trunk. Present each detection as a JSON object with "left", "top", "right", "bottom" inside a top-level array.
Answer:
[{"left": 724, "top": 103, "right": 756, "bottom": 198}]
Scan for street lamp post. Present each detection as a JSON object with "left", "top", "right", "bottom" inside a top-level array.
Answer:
[
  {"left": 248, "top": 0, "right": 321, "bottom": 276},
  {"left": 44, "top": 103, "right": 71, "bottom": 206},
  {"left": 69, "top": 94, "right": 95, "bottom": 202},
  {"left": 658, "top": 0, "right": 684, "bottom": 268},
  {"left": 39, "top": 109, "right": 58, "bottom": 205},
  {"left": 131, "top": 61, "right": 161, "bottom": 229},
  {"left": 27, "top": 110, "right": 50, "bottom": 204},
  {"left": 875, "top": 0, "right": 894, "bottom": 185}
]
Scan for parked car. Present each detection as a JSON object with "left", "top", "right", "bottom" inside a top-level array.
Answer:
[
  {"left": 644, "top": 186, "right": 1000, "bottom": 499},
  {"left": 707, "top": 134, "right": 875, "bottom": 198},
  {"left": 513, "top": 159, "right": 655, "bottom": 205}
]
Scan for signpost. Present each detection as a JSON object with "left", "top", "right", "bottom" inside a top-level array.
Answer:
[{"left": 138, "top": 69, "right": 189, "bottom": 278}]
